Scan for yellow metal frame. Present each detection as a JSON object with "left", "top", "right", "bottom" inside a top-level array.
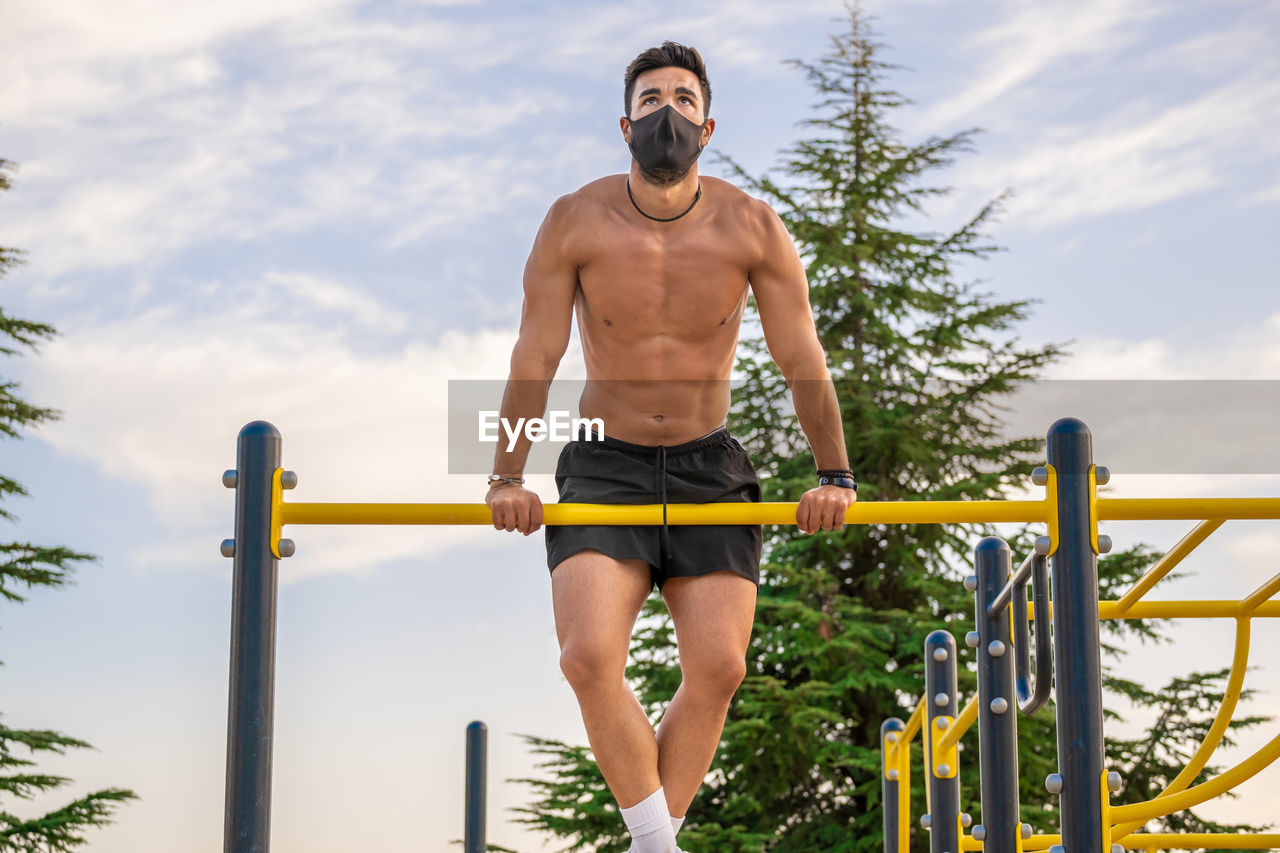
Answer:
[{"left": 264, "top": 462, "right": 1280, "bottom": 845}]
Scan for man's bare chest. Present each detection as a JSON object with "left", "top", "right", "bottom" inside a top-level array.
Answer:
[{"left": 573, "top": 225, "right": 751, "bottom": 328}]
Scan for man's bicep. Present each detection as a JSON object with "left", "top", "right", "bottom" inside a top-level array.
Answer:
[
  {"left": 749, "top": 205, "right": 823, "bottom": 374},
  {"left": 513, "top": 201, "right": 578, "bottom": 372}
]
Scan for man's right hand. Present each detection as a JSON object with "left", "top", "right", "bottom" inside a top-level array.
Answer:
[{"left": 485, "top": 484, "right": 545, "bottom": 535}]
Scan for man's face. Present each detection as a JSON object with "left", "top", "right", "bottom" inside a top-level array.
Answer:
[{"left": 621, "top": 67, "right": 714, "bottom": 149}]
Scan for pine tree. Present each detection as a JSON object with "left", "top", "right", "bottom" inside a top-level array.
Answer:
[
  {"left": 1, "top": 156, "right": 137, "bottom": 850},
  {"left": 507, "top": 5, "right": 1268, "bottom": 849}
]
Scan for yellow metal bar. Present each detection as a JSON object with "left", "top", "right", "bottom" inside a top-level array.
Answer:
[
  {"left": 1110, "top": 619, "right": 1252, "bottom": 838},
  {"left": 278, "top": 498, "right": 1052, "bottom": 527},
  {"left": 1239, "top": 569, "right": 1280, "bottom": 616},
  {"left": 1097, "top": 600, "right": 1280, "bottom": 619},
  {"left": 1113, "top": 834, "right": 1280, "bottom": 849},
  {"left": 900, "top": 698, "right": 926, "bottom": 745},
  {"left": 1112, "top": 520, "right": 1225, "bottom": 616},
  {"left": 1098, "top": 497, "right": 1280, "bottom": 521},
  {"left": 936, "top": 695, "right": 978, "bottom": 754},
  {"left": 1110, "top": 726, "right": 1280, "bottom": 823}
]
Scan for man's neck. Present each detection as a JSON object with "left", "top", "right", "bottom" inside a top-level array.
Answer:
[{"left": 627, "top": 166, "right": 702, "bottom": 220}]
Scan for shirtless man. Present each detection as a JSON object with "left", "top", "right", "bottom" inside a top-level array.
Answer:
[{"left": 486, "top": 42, "right": 856, "bottom": 853}]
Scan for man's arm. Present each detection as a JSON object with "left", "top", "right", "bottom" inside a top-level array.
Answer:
[
  {"left": 747, "top": 201, "right": 856, "bottom": 532},
  {"left": 487, "top": 196, "right": 579, "bottom": 534}
]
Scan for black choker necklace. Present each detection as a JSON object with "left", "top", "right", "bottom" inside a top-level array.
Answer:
[{"left": 627, "top": 178, "right": 702, "bottom": 222}]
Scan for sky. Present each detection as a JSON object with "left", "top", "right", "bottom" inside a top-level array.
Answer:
[{"left": 2, "top": 0, "right": 1280, "bottom": 850}]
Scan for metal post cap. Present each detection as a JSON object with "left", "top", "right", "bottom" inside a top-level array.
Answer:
[
  {"left": 990, "top": 697, "right": 1009, "bottom": 714},
  {"left": 277, "top": 539, "right": 296, "bottom": 558},
  {"left": 220, "top": 539, "right": 235, "bottom": 558},
  {"left": 1045, "top": 773, "right": 1063, "bottom": 794},
  {"left": 1112, "top": 845, "right": 1124, "bottom": 853},
  {"left": 960, "top": 813, "right": 972, "bottom": 828},
  {"left": 936, "top": 717, "right": 950, "bottom": 730},
  {"left": 1108, "top": 770, "right": 1122, "bottom": 792},
  {"left": 280, "top": 470, "right": 298, "bottom": 489},
  {"left": 1031, "top": 466, "right": 1049, "bottom": 486},
  {"left": 1022, "top": 823, "right": 1032, "bottom": 839},
  {"left": 1095, "top": 465, "right": 1111, "bottom": 485},
  {"left": 1049, "top": 846, "right": 1065, "bottom": 853},
  {"left": 963, "top": 574, "right": 978, "bottom": 591},
  {"left": 988, "top": 640, "right": 1006, "bottom": 657},
  {"left": 222, "top": 470, "right": 238, "bottom": 488},
  {"left": 920, "top": 813, "right": 932, "bottom": 828},
  {"left": 965, "top": 631, "right": 980, "bottom": 648},
  {"left": 934, "top": 692, "right": 949, "bottom": 707},
  {"left": 887, "top": 768, "right": 899, "bottom": 780},
  {"left": 933, "top": 646, "right": 949, "bottom": 661},
  {"left": 935, "top": 763, "right": 951, "bottom": 776},
  {"left": 1034, "top": 535, "right": 1052, "bottom": 555},
  {"left": 1098, "top": 534, "right": 1113, "bottom": 553},
  {"left": 886, "top": 731, "right": 899, "bottom": 743},
  {"left": 971, "top": 825, "right": 986, "bottom": 841}
]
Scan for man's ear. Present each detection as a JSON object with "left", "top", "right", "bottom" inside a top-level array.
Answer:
[
  {"left": 619, "top": 116, "right": 632, "bottom": 144},
  {"left": 701, "top": 117, "right": 716, "bottom": 146}
]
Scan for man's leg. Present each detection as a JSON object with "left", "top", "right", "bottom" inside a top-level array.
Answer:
[
  {"left": 655, "top": 569, "right": 758, "bottom": 820},
  {"left": 552, "top": 549, "right": 662, "bottom": 809}
]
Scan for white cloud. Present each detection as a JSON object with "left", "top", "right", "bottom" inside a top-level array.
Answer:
[{"left": 24, "top": 279, "right": 585, "bottom": 580}]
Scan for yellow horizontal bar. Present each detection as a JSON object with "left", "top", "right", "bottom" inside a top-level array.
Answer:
[
  {"left": 1098, "top": 600, "right": 1280, "bottom": 619},
  {"left": 1115, "top": 834, "right": 1280, "bottom": 849},
  {"left": 280, "top": 499, "right": 1050, "bottom": 527},
  {"left": 1098, "top": 497, "right": 1280, "bottom": 520}
]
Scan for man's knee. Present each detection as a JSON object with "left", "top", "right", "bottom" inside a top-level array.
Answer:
[
  {"left": 684, "top": 653, "right": 747, "bottom": 700},
  {"left": 559, "top": 643, "right": 627, "bottom": 692}
]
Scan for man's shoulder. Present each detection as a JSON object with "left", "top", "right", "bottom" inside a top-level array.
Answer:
[{"left": 549, "top": 176, "right": 627, "bottom": 218}]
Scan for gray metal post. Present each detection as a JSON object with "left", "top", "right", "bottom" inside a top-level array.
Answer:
[
  {"left": 974, "top": 537, "right": 1020, "bottom": 853},
  {"left": 1046, "top": 418, "right": 1105, "bottom": 852},
  {"left": 880, "top": 718, "right": 905, "bottom": 853},
  {"left": 465, "top": 721, "right": 487, "bottom": 853},
  {"left": 923, "top": 630, "right": 961, "bottom": 853},
  {"left": 223, "top": 421, "right": 282, "bottom": 853}
]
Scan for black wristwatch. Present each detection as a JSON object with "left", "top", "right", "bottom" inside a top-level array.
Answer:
[{"left": 817, "top": 469, "right": 858, "bottom": 491}]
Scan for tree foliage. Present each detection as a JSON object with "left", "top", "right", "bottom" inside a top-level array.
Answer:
[
  {"left": 1, "top": 156, "right": 137, "bottom": 850},
  {"left": 506, "top": 6, "right": 1269, "bottom": 850}
]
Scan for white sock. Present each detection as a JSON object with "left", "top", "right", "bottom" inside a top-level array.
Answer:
[
  {"left": 621, "top": 787, "right": 678, "bottom": 853},
  {"left": 672, "top": 814, "right": 685, "bottom": 836}
]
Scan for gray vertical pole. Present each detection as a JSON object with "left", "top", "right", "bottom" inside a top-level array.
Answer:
[
  {"left": 1046, "top": 418, "right": 1104, "bottom": 852},
  {"left": 923, "top": 630, "right": 961, "bottom": 853},
  {"left": 223, "top": 421, "right": 282, "bottom": 853},
  {"left": 880, "top": 718, "right": 905, "bottom": 853},
  {"left": 465, "top": 721, "right": 487, "bottom": 853},
  {"left": 974, "top": 537, "right": 1020, "bottom": 852}
]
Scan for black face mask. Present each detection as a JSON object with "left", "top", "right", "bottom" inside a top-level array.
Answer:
[{"left": 627, "top": 105, "right": 706, "bottom": 184}]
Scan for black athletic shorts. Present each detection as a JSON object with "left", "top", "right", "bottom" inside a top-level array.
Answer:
[{"left": 544, "top": 426, "right": 762, "bottom": 592}]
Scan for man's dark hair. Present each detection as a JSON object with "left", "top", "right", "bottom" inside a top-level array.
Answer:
[{"left": 623, "top": 41, "right": 712, "bottom": 119}]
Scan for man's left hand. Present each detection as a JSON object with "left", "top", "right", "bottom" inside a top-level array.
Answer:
[{"left": 796, "top": 484, "right": 857, "bottom": 533}]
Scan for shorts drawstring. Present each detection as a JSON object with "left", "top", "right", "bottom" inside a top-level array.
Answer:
[{"left": 657, "top": 445, "right": 672, "bottom": 560}]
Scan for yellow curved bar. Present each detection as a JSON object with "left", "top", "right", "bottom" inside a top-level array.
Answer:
[
  {"left": 936, "top": 695, "right": 978, "bottom": 754},
  {"left": 1098, "top": 497, "right": 1280, "bottom": 521},
  {"left": 1110, "top": 726, "right": 1280, "bottom": 823},
  {"left": 279, "top": 499, "right": 1051, "bottom": 527},
  {"left": 1112, "top": 520, "right": 1225, "bottom": 615},
  {"left": 1110, "top": 619, "right": 1251, "bottom": 838}
]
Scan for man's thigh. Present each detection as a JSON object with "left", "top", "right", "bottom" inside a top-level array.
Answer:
[
  {"left": 551, "top": 549, "right": 654, "bottom": 656},
  {"left": 660, "top": 569, "right": 758, "bottom": 668}
]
